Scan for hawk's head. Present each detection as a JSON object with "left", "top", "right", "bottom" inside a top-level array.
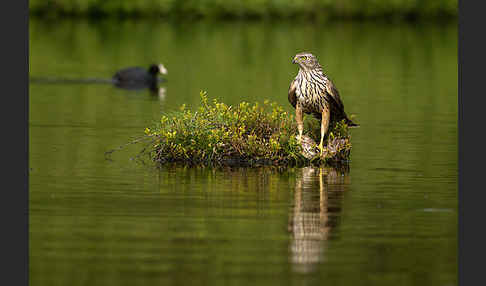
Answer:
[{"left": 292, "top": 52, "right": 320, "bottom": 71}]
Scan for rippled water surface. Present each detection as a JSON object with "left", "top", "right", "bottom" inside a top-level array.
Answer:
[{"left": 29, "top": 19, "right": 457, "bottom": 286}]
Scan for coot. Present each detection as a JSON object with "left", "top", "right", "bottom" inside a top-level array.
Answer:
[{"left": 113, "top": 63, "right": 167, "bottom": 86}]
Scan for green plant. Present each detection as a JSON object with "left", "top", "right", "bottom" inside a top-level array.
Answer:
[{"left": 141, "top": 91, "right": 353, "bottom": 167}]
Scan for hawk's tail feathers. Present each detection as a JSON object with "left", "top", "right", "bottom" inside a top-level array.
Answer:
[
  {"left": 312, "top": 112, "right": 360, "bottom": 127},
  {"left": 345, "top": 117, "right": 360, "bottom": 128}
]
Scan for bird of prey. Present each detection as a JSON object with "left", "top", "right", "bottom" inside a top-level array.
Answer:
[{"left": 288, "top": 52, "right": 358, "bottom": 153}]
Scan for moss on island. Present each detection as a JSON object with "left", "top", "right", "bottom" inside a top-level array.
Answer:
[{"left": 141, "top": 91, "right": 353, "bottom": 167}]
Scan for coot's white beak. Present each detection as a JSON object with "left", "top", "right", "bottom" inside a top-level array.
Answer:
[{"left": 158, "top": 64, "right": 168, "bottom": 75}]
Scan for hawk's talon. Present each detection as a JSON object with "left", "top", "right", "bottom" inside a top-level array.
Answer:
[{"left": 318, "top": 142, "right": 324, "bottom": 154}]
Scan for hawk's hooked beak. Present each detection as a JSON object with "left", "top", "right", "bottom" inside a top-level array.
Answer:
[{"left": 292, "top": 57, "right": 297, "bottom": 64}]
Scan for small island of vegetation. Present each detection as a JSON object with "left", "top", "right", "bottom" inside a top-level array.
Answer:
[{"left": 136, "top": 91, "right": 354, "bottom": 167}]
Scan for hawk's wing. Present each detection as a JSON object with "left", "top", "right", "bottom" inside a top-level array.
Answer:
[
  {"left": 324, "top": 78, "right": 344, "bottom": 111},
  {"left": 288, "top": 79, "right": 297, "bottom": 109}
]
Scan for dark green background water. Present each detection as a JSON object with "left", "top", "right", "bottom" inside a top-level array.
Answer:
[{"left": 29, "top": 19, "right": 457, "bottom": 286}]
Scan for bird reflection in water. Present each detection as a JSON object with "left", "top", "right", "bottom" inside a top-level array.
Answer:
[
  {"left": 113, "top": 78, "right": 167, "bottom": 97},
  {"left": 157, "top": 86, "right": 167, "bottom": 100},
  {"left": 288, "top": 166, "right": 349, "bottom": 273}
]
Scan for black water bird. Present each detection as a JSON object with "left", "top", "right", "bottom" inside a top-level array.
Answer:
[
  {"left": 112, "top": 63, "right": 167, "bottom": 90},
  {"left": 29, "top": 63, "right": 168, "bottom": 93}
]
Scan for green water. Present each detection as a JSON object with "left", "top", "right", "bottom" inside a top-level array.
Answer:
[{"left": 29, "top": 19, "right": 457, "bottom": 286}]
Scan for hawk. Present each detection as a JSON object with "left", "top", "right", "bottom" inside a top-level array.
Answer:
[{"left": 288, "top": 52, "right": 358, "bottom": 153}]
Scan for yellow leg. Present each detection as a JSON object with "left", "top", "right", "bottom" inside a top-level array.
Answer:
[
  {"left": 318, "top": 105, "right": 330, "bottom": 154},
  {"left": 296, "top": 104, "right": 304, "bottom": 142}
]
